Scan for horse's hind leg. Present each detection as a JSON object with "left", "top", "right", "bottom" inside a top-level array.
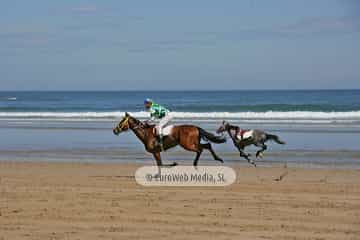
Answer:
[
  {"left": 255, "top": 143, "right": 267, "bottom": 158},
  {"left": 201, "top": 143, "right": 223, "bottom": 163},
  {"left": 193, "top": 148, "right": 203, "bottom": 167}
]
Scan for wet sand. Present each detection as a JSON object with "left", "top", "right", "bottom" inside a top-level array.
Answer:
[{"left": 0, "top": 161, "right": 359, "bottom": 239}]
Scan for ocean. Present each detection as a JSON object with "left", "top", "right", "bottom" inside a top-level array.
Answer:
[{"left": 1, "top": 90, "right": 360, "bottom": 167}]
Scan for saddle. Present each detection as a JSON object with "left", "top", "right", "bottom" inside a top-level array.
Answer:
[
  {"left": 236, "top": 129, "right": 253, "bottom": 141},
  {"left": 144, "top": 122, "right": 174, "bottom": 137},
  {"left": 143, "top": 122, "right": 156, "bottom": 128},
  {"left": 161, "top": 125, "right": 174, "bottom": 136}
]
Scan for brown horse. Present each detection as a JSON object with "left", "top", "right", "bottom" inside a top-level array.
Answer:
[{"left": 113, "top": 113, "right": 226, "bottom": 167}]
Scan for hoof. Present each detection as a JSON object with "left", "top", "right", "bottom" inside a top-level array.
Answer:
[
  {"left": 161, "top": 162, "right": 177, "bottom": 168},
  {"left": 248, "top": 160, "right": 256, "bottom": 167},
  {"left": 216, "top": 158, "right": 224, "bottom": 163},
  {"left": 249, "top": 162, "right": 256, "bottom": 167}
]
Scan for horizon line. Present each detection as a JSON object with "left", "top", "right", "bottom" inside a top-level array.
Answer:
[{"left": 1, "top": 88, "right": 359, "bottom": 92}]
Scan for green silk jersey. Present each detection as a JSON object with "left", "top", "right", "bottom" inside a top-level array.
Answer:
[{"left": 150, "top": 103, "right": 170, "bottom": 119}]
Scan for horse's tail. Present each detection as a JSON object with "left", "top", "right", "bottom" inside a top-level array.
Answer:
[
  {"left": 266, "top": 134, "right": 286, "bottom": 144},
  {"left": 198, "top": 128, "right": 226, "bottom": 144}
]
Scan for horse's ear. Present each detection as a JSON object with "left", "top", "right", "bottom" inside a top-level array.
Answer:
[
  {"left": 222, "top": 120, "right": 226, "bottom": 125},
  {"left": 125, "top": 112, "right": 129, "bottom": 117}
]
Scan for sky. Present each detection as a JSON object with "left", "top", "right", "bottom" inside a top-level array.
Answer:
[{"left": 1, "top": 0, "right": 359, "bottom": 90}]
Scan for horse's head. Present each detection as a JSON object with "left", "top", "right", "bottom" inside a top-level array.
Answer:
[
  {"left": 113, "top": 112, "right": 131, "bottom": 135},
  {"left": 216, "top": 120, "right": 229, "bottom": 134}
]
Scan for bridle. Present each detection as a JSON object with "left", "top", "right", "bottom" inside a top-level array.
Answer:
[
  {"left": 118, "top": 116, "right": 130, "bottom": 131},
  {"left": 116, "top": 116, "right": 147, "bottom": 137},
  {"left": 220, "top": 123, "right": 239, "bottom": 141}
]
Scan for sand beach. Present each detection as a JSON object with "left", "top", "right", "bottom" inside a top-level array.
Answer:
[{"left": 0, "top": 161, "right": 359, "bottom": 240}]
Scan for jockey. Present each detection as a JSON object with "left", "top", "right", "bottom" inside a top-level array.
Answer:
[{"left": 144, "top": 98, "right": 172, "bottom": 149}]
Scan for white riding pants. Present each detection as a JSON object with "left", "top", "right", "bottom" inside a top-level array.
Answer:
[{"left": 156, "top": 113, "right": 173, "bottom": 137}]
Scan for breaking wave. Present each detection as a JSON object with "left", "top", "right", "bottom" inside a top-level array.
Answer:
[{"left": 0, "top": 111, "right": 360, "bottom": 123}]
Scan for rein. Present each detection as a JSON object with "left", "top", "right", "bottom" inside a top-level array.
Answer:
[
  {"left": 226, "top": 125, "right": 240, "bottom": 141},
  {"left": 132, "top": 119, "right": 146, "bottom": 130},
  {"left": 130, "top": 118, "right": 150, "bottom": 140}
]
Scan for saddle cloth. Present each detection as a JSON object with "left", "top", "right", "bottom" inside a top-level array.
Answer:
[
  {"left": 236, "top": 130, "right": 253, "bottom": 140},
  {"left": 162, "top": 125, "right": 174, "bottom": 136}
]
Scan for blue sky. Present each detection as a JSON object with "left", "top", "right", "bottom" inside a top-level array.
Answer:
[{"left": 1, "top": 0, "right": 359, "bottom": 90}]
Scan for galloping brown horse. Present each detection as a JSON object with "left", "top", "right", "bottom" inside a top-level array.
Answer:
[{"left": 113, "top": 113, "right": 226, "bottom": 167}]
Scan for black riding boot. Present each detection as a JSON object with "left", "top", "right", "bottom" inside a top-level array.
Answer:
[{"left": 156, "top": 135, "right": 164, "bottom": 152}]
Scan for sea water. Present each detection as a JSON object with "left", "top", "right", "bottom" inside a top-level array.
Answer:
[{"left": 0, "top": 90, "right": 359, "bottom": 167}]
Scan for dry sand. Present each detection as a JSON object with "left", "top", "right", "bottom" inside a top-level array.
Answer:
[{"left": 0, "top": 161, "right": 359, "bottom": 240}]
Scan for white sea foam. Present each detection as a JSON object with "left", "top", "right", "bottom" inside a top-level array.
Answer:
[{"left": 0, "top": 111, "right": 360, "bottom": 121}]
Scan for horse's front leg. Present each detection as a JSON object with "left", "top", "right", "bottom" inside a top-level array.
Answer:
[
  {"left": 152, "top": 152, "right": 162, "bottom": 166},
  {"left": 236, "top": 144, "right": 256, "bottom": 167},
  {"left": 152, "top": 152, "right": 177, "bottom": 168},
  {"left": 152, "top": 152, "right": 162, "bottom": 177},
  {"left": 235, "top": 141, "right": 250, "bottom": 158},
  {"left": 193, "top": 149, "right": 203, "bottom": 167},
  {"left": 151, "top": 152, "right": 177, "bottom": 179}
]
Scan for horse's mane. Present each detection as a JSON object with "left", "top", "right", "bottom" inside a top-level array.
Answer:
[
  {"left": 129, "top": 116, "right": 153, "bottom": 128},
  {"left": 226, "top": 123, "right": 239, "bottom": 131}
]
